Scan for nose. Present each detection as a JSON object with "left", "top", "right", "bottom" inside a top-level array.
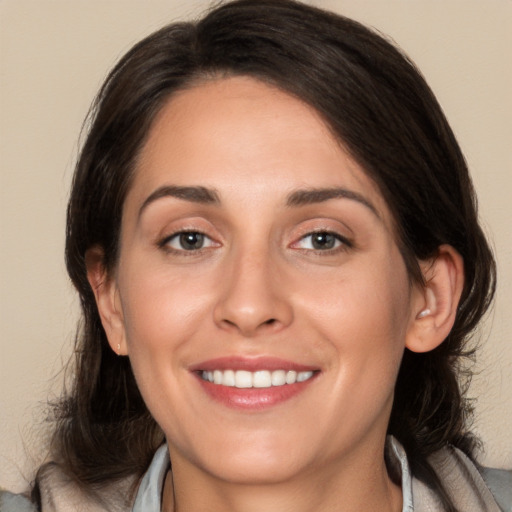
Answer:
[{"left": 213, "top": 247, "right": 293, "bottom": 337}]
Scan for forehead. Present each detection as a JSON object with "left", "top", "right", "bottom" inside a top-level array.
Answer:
[{"left": 128, "top": 76, "right": 393, "bottom": 228}]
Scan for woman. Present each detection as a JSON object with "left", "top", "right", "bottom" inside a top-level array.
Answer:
[{"left": 1, "top": 0, "right": 510, "bottom": 510}]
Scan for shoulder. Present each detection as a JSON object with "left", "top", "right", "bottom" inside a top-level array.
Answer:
[
  {"left": 480, "top": 466, "right": 512, "bottom": 512},
  {"left": 1, "top": 463, "right": 138, "bottom": 512},
  {"left": 1, "top": 446, "right": 168, "bottom": 512},
  {"left": 0, "top": 490, "right": 36, "bottom": 512},
  {"left": 415, "top": 445, "right": 511, "bottom": 512}
]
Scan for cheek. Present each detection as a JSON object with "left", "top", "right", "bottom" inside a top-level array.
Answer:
[
  {"left": 115, "top": 260, "right": 214, "bottom": 403},
  {"left": 297, "top": 251, "right": 411, "bottom": 346},
  {"left": 119, "top": 258, "right": 216, "bottom": 349},
  {"left": 295, "top": 253, "right": 411, "bottom": 397},
  {"left": 115, "top": 265, "right": 216, "bottom": 430}
]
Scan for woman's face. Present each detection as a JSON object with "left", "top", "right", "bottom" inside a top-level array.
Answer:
[{"left": 111, "top": 76, "right": 421, "bottom": 484}]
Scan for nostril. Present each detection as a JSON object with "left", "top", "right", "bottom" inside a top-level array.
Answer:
[{"left": 264, "top": 318, "right": 277, "bottom": 325}]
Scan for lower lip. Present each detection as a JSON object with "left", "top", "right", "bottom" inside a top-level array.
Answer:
[{"left": 195, "top": 374, "right": 318, "bottom": 410}]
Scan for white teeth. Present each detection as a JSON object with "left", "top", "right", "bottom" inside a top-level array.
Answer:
[
  {"left": 213, "top": 370, "right": 223, "bottom": 384},
  {"left": 235, "top": 370, "right": 252, "bottom": 388},
  {"left": 285, "top": 370, "right": 297, "bottom": 384},
  {"left": 201, "top": 369, "right": 314, "bottom": 387},
  {"left": 223, "top": 369, "right": 235, "bottom": 386},
  {"left": 253, "top": 370, "right": 271, "bottom": 388},
  {"left": 271, "top": 370, "right": 286, "bottom": 386},
  {"left": 297, "top": 371, "right": 313, "bottom": 382}
]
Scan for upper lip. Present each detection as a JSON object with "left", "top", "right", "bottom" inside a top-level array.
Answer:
[{"left": 189, "top": 356, "right": 319, "bottom": 373}]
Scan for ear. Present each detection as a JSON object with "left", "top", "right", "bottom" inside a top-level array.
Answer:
[
  {"left": 85, "top": 246, "right": 128, "bottom": 356},
  {"left": 405, "top": 244, "right": 464, "bottom": 353}
]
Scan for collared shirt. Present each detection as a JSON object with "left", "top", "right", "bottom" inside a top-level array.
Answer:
[
  {"left": 1, "top": 437, "right": 509, "bottom": 511},
  {"left": 131, "top": 437, "right": 510, "bottom": 512},
  {"left": 131, "top": 439, "right": 414, "bottom": 512}
]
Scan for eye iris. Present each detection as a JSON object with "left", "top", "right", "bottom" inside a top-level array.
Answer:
[
  {"left": 312, "top": 232, "right": 336, "bottom": 250},
  {"left": 179, "top": 232, "right": 204, "bottom": 250}
]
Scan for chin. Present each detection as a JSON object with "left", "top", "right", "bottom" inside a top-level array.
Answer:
[
  {"left": 204, "top": 452, "right": 308, "bottom": 485},
  {"left": 176, "top": 428, "right": 317, "bottom": 485}
]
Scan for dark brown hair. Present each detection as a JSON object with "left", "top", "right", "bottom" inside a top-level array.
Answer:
[{"left": 36, "top": 1, "right": 496, "bottom": 510}]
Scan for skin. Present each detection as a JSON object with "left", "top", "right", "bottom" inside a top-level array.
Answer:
[{"left": 89, "top": 76, "right": 464, "bottom": 512}]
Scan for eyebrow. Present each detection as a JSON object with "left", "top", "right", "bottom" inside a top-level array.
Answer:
[
  {"left": 138, "top": 184, "right": 379, "bottom": 220},
  {"left": 286, "top": 187, "right": 379, "bottom": 217},
  {"left": 138, "top": 185, "right": 220, "bottom": 218}
]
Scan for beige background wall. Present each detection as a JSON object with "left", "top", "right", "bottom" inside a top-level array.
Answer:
[{"left": 1, "top": 0, "right": 510, "bottom": 492}]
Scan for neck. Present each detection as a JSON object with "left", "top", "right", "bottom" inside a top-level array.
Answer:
[{"left": 163, "top": 442, "right": 402, "bottom": 512}]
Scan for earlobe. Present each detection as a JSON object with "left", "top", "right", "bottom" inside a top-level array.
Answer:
[
  {"left": 406, "top": 245, "right": 464, "bottom": 353},
  {"left": 85, "top": 246, "right": 128, "bottom": 356}
]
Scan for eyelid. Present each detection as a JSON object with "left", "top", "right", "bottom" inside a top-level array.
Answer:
[
  {"left": 290, "top": 229, "right": 353, "bottom": 252},
  {"left": 158, "top": 229, "right": 221, "bottom": 253}
]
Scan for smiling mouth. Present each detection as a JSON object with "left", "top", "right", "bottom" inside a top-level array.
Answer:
[
  {"left": 200, "top": 369, "right": 315, "bottom": 388},
  {"left": 191, "top": 357, "right": 320, "bottom": 409}
]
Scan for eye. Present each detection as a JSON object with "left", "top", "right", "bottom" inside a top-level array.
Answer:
[
  {"left": 294, "top": 231, "right": 348, "bottom": 251},
  {"left": 163, "top": 231, "right": 216, "bottom": 251}
]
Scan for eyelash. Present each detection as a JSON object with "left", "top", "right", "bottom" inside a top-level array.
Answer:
[
  {"left": 292, "top": 230, "right": 353, "bottom": 253},
  {"left": 158, "top": 230, "right": 217, "bottom": 254},
  {"left": 158, "top": 229, "right": 352, "bottom": 255}
]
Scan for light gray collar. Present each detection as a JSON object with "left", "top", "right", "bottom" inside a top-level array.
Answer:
[
  {"left": 132, "top": 444, "right": 170, "bottom": 512},
  {"left": 131, "top": 438, "right": 414, "bottom": 512},
  {"left": 131, "top": 437, "right": 504, "bottom": 512}
]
